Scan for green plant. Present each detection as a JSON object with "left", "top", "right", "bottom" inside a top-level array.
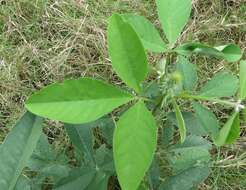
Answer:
[{"left": 0, "top": 0, "right": 245, "bottom": 189}]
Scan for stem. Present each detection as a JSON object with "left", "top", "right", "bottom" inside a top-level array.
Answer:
[{"left": 178, "top": 94, "right": 238, "bottom": 107}]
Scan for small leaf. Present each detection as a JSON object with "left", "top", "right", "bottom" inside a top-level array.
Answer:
[
  {"left": 26, "top": 78, "right": 133, "bottom": 124},
  {"left": 158, "top": 167, "right": 210, "bottom": 190},
  {"left": 108, "top": 14, "right": 148, "bottom": 92},
  {"left": 172, "top": 99, "right": 186, "bottom": 143},
  {"left": 198, "top": 72, "right": 238, "bottom": 98},
  {"left": 0, "top": 112, "right": 43, "bottom": 190},
  {"left": 240, "top": 60, "right": 246, "bottom": 100},
  {"left": 122, "top": 14, "right": 166, "bottom": 52},
  {"left": 176, "top": 56, "right": 198, "bottom": 91},
  {"left": 176, "top": 43, "right": 242, "bottom": 62},
  {"left": 113, "top": 101, "right": 158, "bottom": 190},
  {"left": 193, "top": 102, "right": 219, "bottom": 139},
  {"left": 215, "top": 112, "right": 240, "bottom": 146},
  {"left": 156, "top": 0, "right": 192, "bottom": 44}
]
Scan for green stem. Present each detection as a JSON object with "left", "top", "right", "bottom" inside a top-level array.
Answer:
[{"left": 178, "top": 94, "right": 237, "bottom": 107}]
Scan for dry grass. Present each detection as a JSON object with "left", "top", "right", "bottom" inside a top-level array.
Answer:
[{"left": 0, "top": 0, "right": 245, "bottom": 189}]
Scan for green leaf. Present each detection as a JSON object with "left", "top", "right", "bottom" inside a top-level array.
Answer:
[
  {"left": 158, "top": 167, "right": 210, "bottom": 190},
  {"left": 26, "top": 78, "right": 133, "bottom": 124},
  {"left": 65, "top": 123, "right": 95, "bottom": 164},
  {"left": 54, "top": 168, "right": 96, "bottom": 190},
  {"left": 176, "top": 43, "right": 242, "bottom": 62},
  {"left": 198, "top": 72, "right": 238, "bottom": 98},
  {"left": 27, "top": 134, "right": 67, "bottom": 171},
  {"left": 98, "top": 118, "right": 115, "bottom": 146},
  {"left": 240, "top": 60, "right": 246, "bottom": 100},
  {"left": 193, "top": 102, "right": 219, "bottom": 139},
  {"left": 14, "top": 176, "right": 31, "bottom": 190},
  {"left": 108, "top": 14, "right": 148, "bottom": 92},
  {"left": 0, "top": 112, "right": 43, "bottom": 190},
  {"left": 156, "top": 0, "right": 192, "bottom": 44},
  {"left": 168, "top": 112, "right": 207, "bottom": 136},
  {"left": 176, "top": 56, "right": 198, "bottom": 91},
  {"left": 215, "top": 112, "right": 240, "bottom": 146},
  {"left": 148, "top": 158, "right": 161, "bottom": 190},
  {"left": 113, "top": 101, "right": 158, "bottom": 190},
  {"left": 168, "top": 136, "right": 211, "bottom": 174},
  {"left": 86, "top": 170, "right": 110, "bottom": 190},
  {"left": 174, "top": 135, "right": 212, "bottom": 150},
  {"left": 215, "top": 44, "right": 242, "bottom": 62},
  {"left": 172, "top": 99, "right": 186, "bottom": 143},
  {"left": 122, "top": 14, "right": 166, "bottom": 52}
]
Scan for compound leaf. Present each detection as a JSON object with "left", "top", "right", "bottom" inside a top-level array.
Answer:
[
  {"left": 172, "top": 99, "right": 186, "bottom": 143},
  {"left": 176, "top": 56, "right": 198, "bottom": 91},
  {"left": 215, "top": 112, "right": 240, "bottom": 146},
  {"left": 176, "top": 43, "right": 242, "bottom": 62},
  {"left": 122, "top": 14, "right": 166, "bottom": 52},
  {"left": 198, "top": 72, "right": 238, "bottom": 98},
  {"left": 193, "top": 102, "right": 219, "bottom": 139},
  {"left": 113, "top": 101, "right": 158, "bottom": 190},
  {"left": 156, "top": 0, "right": 192, "bottom": 44},
  {"left": 240, "top": 60, "right": 246, "bottom": 100},
  {"left": 108, "top": 14, "right": 148, "bottom": 92},
  {"left": 0, "top": 112, "right": 43, "bottom": 190},
  {"left": 26, "top": 78, "right": 133, "bottom": 124}
]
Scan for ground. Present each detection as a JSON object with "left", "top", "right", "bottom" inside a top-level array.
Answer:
[{"left": 0, "top": 0, "right": 245, "bottom": 189}]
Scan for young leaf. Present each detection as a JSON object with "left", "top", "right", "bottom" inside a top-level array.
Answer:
[
  {"left": 176, "top": 43, "right": 242, "bottom": 62},
  {"left": 158, "top": 167, "right": 210, "bottom": 190},
  {"left": 215, "top": 112, "right": 240, "bottom": 146},
  {"left": 113, "top": 101, "right": 158, "bottom": 190},
  {"left": 193, "top": 102, "right": 219, "bottom": 139},
  {"left": 0, "top": 112, "right": 43, "bottom": 190},
  {"left": 176, "top": 56, "right": 198, "bottom": 91},
  {"left": 240, "top": 60, "right": 246, "bottom": 100},
  {"left": 122, "top": 14, "right": 166, "bottom": 52},
  {"left": 108, "top": 14, "right": 148, "bottom": 92},
  {"left": 198, "top": 72, "right": 238, "bottom": 98},
  {"left": 26, "top": 78, "right": 133, "bottom": 124},
  {"left": 172, "top": 99, "right": 186, "bottom": 143},
  {"left": 156, "top": 0, "right": 192, "bottom": 44}
]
